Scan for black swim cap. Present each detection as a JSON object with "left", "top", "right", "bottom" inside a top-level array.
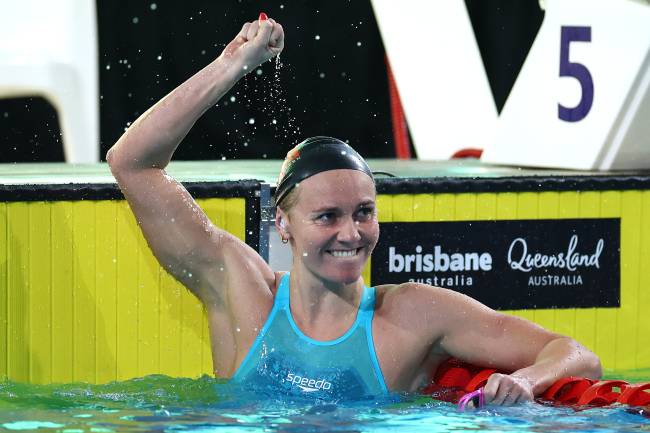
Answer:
[{"left": 274, "top": 136, "right": 374, "bottom": 207}]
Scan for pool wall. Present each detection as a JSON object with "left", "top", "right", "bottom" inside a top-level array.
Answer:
[
  {"left": 1, "top": 161, "right": 649, "bottom": 384},
  {"left": 0, "top": 174, "right": 260, "bottom": 384}
]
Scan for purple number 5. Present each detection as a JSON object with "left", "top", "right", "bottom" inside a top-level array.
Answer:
[{"left": 558, "top": 26, "right": 593, "bottom": 122}]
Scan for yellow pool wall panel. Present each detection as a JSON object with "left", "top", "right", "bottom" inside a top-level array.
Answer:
[
  {"left": 2, "top": 188, "right": 649, "bottom": 384},
  {"left": 366, "top": 190, "right": 650, "bottom": 371},
  {"left": 0, "top": 197, "right": 246, "bottom": 384}
]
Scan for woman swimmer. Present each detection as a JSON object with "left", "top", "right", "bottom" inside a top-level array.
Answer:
[{"left": 107, "top": 14, "right": 602, "bottom": 404}]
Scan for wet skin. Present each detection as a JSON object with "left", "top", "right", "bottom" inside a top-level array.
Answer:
[{"left": 107, "top": 15, "right": 602, "bottom": 404}]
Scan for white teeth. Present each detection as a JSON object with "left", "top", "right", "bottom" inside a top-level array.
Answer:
[{"left": 330, "top": 249, "right": 358, "bottom": 258}]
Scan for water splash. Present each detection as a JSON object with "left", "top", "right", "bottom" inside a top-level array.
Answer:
[
  {"left": 269, "top": 55, "right": 301, "bottom": 144},
  {"left": 223, "top": 52, "right": 301, "bottom": 154}
]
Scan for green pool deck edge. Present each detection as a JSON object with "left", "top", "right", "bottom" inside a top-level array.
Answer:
[
  {"left": 1, "top": 159, "right": 648, "bottom": 186},
  {"left": 0, "top": 160, "right": 281, "bottom": 185}
]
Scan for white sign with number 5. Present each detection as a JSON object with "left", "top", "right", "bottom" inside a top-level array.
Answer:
[{"left": 482, "top": 0, "right": 650, "bottom": 170}]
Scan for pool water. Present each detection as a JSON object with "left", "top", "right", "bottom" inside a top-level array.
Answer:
[{"left": 1, "top": 371, "right": 649, "bottom": 432}]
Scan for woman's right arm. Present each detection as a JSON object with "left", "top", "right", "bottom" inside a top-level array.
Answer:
[{"left": 107, "top": 18, "right": 284, "bottom": 306}]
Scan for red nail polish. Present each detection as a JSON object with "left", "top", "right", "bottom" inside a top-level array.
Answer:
[{"left": 259, "top": 12, "right": 268, "bottom": 21}]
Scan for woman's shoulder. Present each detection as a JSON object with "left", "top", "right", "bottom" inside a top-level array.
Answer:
[
  {"left": 373, "top": 282, "right": 471, "bottom": 320},
  {"left": 370, "top": 282, "right": 455, "bottom": 346}
]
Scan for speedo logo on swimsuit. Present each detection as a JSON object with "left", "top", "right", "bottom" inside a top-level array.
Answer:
[{"left": 286, "top": 373, "right": 332, "bottom": 393}]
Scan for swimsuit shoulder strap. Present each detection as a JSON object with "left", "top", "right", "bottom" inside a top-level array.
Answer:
[
  {"left": 274, "top": 272, "right": 291, "bottom": 309},
  {"left": 359, "top": 285, "right": 388, "bottom": 392},
  {"left": 358, "top": 285, "right": 376, "bottom": 323}
]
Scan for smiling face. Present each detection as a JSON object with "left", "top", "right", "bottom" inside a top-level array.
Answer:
[{"left": 276, "top": 169, "right": 379, "bottom": 285}]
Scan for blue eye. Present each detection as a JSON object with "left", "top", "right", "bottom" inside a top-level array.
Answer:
[
  {"left": 357, "top": 207, "right": 374, "bottom": 219},
  {"left": 316, "top": 213, "right": 335, "bottom": 222}
]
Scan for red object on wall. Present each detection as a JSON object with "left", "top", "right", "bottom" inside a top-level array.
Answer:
[
  {"left": 426, "top": 358, "right": 650, "bottom": 410},
  {"left": 451, "top": 148, "right": 483, "bottom": 159},
  {"left": 386, "top": 57, "right": 411, "bottom": 159}
]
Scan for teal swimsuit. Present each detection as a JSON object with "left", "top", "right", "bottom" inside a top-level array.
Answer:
[{"left": 232, "top": 273, "right": 388, "bottom": 400}]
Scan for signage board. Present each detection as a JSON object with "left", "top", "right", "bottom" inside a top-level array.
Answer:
[{"left": 371, "top": 219, "right": 620, "bottom": 310}]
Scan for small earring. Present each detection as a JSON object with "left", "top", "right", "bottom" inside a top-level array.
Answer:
[{"left": 281, "top": 237, "right": 289, "bottom": 244}]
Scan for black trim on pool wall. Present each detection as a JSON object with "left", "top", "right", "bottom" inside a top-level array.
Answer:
[
  {"left": 374, "top": 175, "right": 650, "bottom": 194},
  {"left": 245, "top": 192, "right": 260, "bottom": 254},
  {"left": 0, "top": 180, "right": 261, "bottom": 201}
]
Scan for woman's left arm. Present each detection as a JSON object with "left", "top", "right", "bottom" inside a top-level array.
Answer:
[
  {"left": 419, "top": 285, "right": 602, "bottom": 405},
  {"left": 482, "top": 336, "right": 602, "bottom": 405}
]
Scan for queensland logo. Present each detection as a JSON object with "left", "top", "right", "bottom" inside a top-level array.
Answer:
[
  {"left": 507, "top": 235, "right": 605, "bottom": 288},
  {"left": 286, "top": 373, "right": 332, "bottom": 393},
  {"left": 507, "top": 235, "right": 603, "bottom": 272}
]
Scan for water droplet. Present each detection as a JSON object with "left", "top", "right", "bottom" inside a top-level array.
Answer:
[
  {"left": 356, "top": 41, "right": 362, "bottom": 47},
  {"left": 319, "top": 72, "right": 325, "bottom": 79},
  {"left": 248, "top": 118, "right": 255, "bottom": 124},
  {"left": 230, "top": 96, "right": 236, "bottom": 102},
  {"left": 315, "top": 35, "right": 321, "bottom": 40},
  {"left": 157, "top": 55, "right": 162, "bottom": 60},
  {"left": 132, "top": 17, "right": 139, "bottom": 24},
  {"left": 280, "top": 4, "right": 284, "bottom": 9},
  {"left": 256, "top": 68, "right": 263, "bottom": 76},
  {"left": 105, "top": 64, "right": 111, "bottom": 70},
  {"left": 150, "top": 3, "right": 158, "bottom": 10}
]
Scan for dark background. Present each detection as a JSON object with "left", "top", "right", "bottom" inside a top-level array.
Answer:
[{"left": 0, "top": 0, "right": 543, "bottom": 163}]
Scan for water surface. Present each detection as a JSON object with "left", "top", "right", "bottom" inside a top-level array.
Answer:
[{"left": 1, "top": 371, "right": 648, "bottom": 432}]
